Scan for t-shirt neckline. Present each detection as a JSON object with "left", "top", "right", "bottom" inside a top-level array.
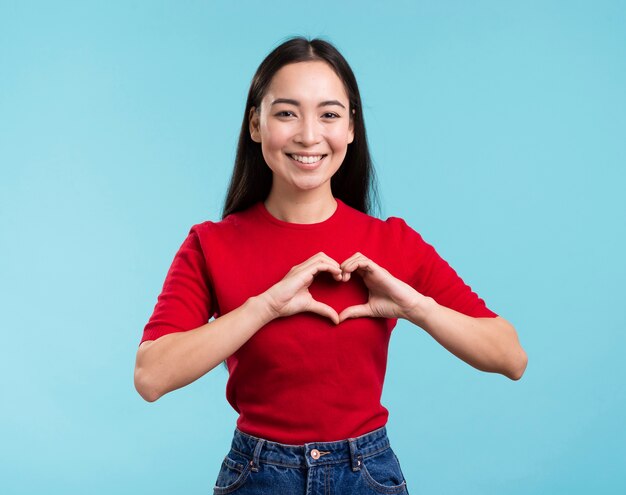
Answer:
[{"left": 255, "top": 198, "right": 345, "bottom": 230}]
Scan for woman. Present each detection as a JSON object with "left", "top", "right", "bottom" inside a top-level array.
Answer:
[{"left": 134, "top": 36, "right": 527, "bottom": 494}]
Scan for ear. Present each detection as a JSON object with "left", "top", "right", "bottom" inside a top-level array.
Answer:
[
  {"left": 348, "top": 108, "right": 355, "bottom": 144},
  {"left": 249, "top": 106, "right": 261, "bottom": 143}
]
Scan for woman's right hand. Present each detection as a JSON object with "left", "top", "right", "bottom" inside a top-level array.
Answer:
[{"left": 260, "top": 252, "right": 343, "bottom": 325}]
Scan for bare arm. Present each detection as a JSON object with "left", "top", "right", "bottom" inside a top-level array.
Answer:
[
  {"left": 134, "top": 295, "right": 276, "bottom": 402},
  {"left": 407, "top": 299, "right": 528, "bottom": 380},
  {"left": 336, "top": 252, "right": 528, "bottom": 381},
  {"left": 134, "top": 252, "right": 344, "bottom": 402}
]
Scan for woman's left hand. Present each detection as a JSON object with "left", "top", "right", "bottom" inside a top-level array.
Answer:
[{"left": 337, "top": 252, "right": 431, "bottom": 323}]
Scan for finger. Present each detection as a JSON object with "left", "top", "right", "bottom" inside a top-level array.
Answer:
[
  {"left": 341, "top": 257, "right": 377, "bottom": 281},
  {"left": 339, "top": 254, "right": 362, "bottom": 281},
  {"left": 338, "top": 304, "right": 372, "bottom": 322},
  {"left": 307, "top": 260, "right": 343, "bottom": 281},
  {"left": 304, "top": 258, "right": 343, "bottom": 281},
  {"left": 296, "top": 252, "right": 341, "bottom": 274},
  {"left": 292, "top": 258, "right": 338, "bottom": 275},
  {"left": 340, "top": 252, "right": 371, "bottom": 270},
  {"left": 339, "top": 252, "right": 363, "bottom": 270},
  {"left": 344, "top": 256, "right": 380, "bottom": 273},
  {"left": 308, "top": 300, "right": 340, "bottom": 325},
  {"left": 304, "top": 251, "right": 341, "bottom": 268}
]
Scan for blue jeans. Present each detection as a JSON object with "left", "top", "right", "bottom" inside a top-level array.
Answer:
[{"left": 212, "top": 425, "right": 409, "bottom": 494}]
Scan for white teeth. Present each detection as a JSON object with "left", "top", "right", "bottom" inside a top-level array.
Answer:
[{"left": 290, "top": 154, "right": 324, "bottom": 164}]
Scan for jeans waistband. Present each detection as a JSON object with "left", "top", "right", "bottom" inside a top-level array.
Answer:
[{"left": 229, "top": 426, "right": 391, "bottom": 470}]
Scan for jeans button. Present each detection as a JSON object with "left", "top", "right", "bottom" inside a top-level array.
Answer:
[{"left": 310, "top": 449, "right": 320, "bottom": 459}]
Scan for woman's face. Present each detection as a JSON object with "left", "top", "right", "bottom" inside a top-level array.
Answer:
[{"left": 249, "top": 61, "right": 354, "bottom": 197}]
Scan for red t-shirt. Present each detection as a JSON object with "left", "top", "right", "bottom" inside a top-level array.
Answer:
[{"left": 140, "top": 198, "right": 498, "bottom": 443}]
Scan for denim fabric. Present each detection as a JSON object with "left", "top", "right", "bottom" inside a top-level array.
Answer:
[{"left": 212, "top": 425, "right": 409, "bottom": 494}]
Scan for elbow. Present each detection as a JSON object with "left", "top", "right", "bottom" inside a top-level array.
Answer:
[
  {"left": 134, "top": 366, "right": 162, "bottom": 403},
  {"left": 496, "top": 319, "right": 528, "bottom": 381},
  {"left": 506, "top": 348, "right": 528, "bottom": 381},
  {"left": 134, "top": 340, "right": 164, "bottom": 402}
]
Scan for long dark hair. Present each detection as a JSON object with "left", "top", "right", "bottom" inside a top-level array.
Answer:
[
  {"left": 221, "top": 35, "right": 381, "bottom": 219},
  {"left": 219, "top": 36, "right": 381, "bottom": 372}
]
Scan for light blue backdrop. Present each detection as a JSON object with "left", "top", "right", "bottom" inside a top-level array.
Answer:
[{"left": 1, "top": 1, "right": 624, "bottom": 493}]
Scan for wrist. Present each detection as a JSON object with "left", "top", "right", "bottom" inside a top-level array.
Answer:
[
  {"left": 403, "top": 295, "right": 438, "bottom": 327},
  {"left": 248, "top": 293, "right": 280, "bottom": 325}
]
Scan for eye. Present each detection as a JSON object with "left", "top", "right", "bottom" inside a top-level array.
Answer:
[
  {"left": 323, "top": 113, "right": 340, "bottom": 119},
  {"left": 276, "top": 110, "right": 295, "bottom": 117}
]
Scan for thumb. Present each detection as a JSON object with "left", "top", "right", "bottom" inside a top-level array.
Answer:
[
  {"left": 338, "top": 304, "right": 372, "bottom": 322},
  {"left": 308, "top": 300, "right": 340, "bottom": 325}
]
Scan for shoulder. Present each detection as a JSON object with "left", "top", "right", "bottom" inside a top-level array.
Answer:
[
  {"left": 340, "top": 203, "right": 432, "bottom": 256},
  {"left": 339, "top": 201, "right": 411, "bottom": 231},
  {"left": 383, "top": 215, "right": 413, "bottom": 231},
  {"left": 184, "top": 205, "right": 258, "bottom": 253},
  {"left": 384, "top": 216, "right": 432, "bottom": 254},
  {"left": 340, "top": 200, "right": 429, "bottom": 244},
  {"left": 189, "top": 205, "right": 257, "bottom": 236}
]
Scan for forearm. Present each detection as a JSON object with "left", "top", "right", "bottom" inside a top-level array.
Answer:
[
  {"left": 406, "top": 297, "right": 528, "bottom": 380},
  {"left": 134, "top": 295, "right": 276, "bottom": 401}
]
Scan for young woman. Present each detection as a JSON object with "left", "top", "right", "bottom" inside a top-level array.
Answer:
[{"left": 134, "top": 36, "right": 527, "bottom": 494}]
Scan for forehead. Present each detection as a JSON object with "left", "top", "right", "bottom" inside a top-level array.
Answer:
[{"left": 265, "top": 61, "right": 349, "bottom": 103}]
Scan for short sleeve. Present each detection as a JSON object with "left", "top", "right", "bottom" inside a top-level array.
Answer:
[
  {"left": 388, "top": 217, "right": 498, "bottom": 318},
  {"left": 139, "top": 224, "right": 216, "bottom": 345}
]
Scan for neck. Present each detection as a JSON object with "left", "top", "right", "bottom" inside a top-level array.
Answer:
[{"left": 264, "top": 189, "right": 337, "bottom": 224}]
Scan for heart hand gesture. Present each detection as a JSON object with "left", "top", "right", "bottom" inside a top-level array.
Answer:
[
  {"left": 261, "top": 251, "right": 428, "bottom": 325},
  {"left": 337, "top": 252, "right": 426, "bottom": 323},
  {"left": 262, "top": 252, "right": 343, "bottom": 325}
]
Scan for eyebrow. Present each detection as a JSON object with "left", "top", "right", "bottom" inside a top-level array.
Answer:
[{"left": 270, "top": 98, "right": 346, "bottom": 110}]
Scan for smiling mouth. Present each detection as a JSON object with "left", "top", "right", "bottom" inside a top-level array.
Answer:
[{"left": 286, "top": 153, "right": 328, "bottom": 165}]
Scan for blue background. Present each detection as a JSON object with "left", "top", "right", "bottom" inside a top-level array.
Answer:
[{"left": 1, "top": 1, "right": 624, "bottom": 493}]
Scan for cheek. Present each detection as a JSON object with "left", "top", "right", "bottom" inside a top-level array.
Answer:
[
  {"left": 262, "top": 122, "right": 290, "bottom": 151},
  {"left": 260, "top": 130, "right": 288, "bottom": 168},
  {"left": 328, "top": 130, "right": 351, "bottom": 152}
]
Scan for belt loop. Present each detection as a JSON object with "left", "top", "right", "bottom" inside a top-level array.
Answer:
[
  {"left": 250, "top": 438, "right": 265, "bottom": 472},
  {"left": 348, "top": 438, "right": 361, "bottom": 471}
]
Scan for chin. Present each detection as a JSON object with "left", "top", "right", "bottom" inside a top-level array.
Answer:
[
  {"left": 293, "top": 183, "right": 326, "bottom": 191},
  {"left": 290, "top": 177, "right": 331, "bottom": 191}
]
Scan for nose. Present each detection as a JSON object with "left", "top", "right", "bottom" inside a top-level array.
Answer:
[{"left": 294, "top": 116, "right": 322, "bottom": 146}]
